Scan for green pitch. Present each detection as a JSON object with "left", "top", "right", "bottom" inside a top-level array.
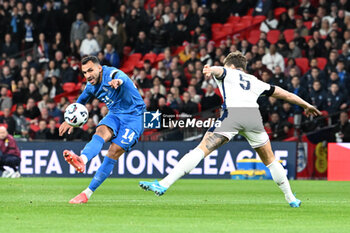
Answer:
[{"left": 0, "top": 178, "right": 349, "bottom": 233}]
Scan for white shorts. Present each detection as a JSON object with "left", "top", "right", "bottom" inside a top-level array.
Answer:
[{"left": 209, "top": 108, "right": 269, "bottom": 148}]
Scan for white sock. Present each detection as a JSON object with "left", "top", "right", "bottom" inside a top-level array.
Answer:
[
  {"left": 159, "top": 148, "right": 205, "bottom": 188},
  {"left": 267, "top": 160, "right": 296, "bottom": 203},
  {"left": 83, "top": 188, "right": 93, "bottom": 199},
  {"left": 81, "top": 155, "right": 88, "bottom": 164}
]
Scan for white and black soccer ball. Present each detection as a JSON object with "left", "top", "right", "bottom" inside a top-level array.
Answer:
[{"left": 64, "top": 103, "right": 89, "bottom": 127}]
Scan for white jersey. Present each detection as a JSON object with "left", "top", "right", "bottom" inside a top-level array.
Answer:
[{"left": 214, "top": 68, "right": 271, "bottom": 108}]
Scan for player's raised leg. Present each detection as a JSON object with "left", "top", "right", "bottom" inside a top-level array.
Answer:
[
  {"left": 139, "top": 132, "right": 228, "bottom": 195},
  {"left": 69, "top": 143, "right": 124, "bottom": 204},
  {"left": 63, "top": 125, "right": 112, "bottom": 173},
  {"left": 254, "top": 141, "right": 301, "bottom": 207}
]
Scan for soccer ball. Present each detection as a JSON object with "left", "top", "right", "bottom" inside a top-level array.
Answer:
[{"left": 64, "top": 103, "right": 89, "bottom": 127}]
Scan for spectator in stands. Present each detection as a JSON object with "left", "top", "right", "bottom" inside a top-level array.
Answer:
[
  {"left": 279, "top": 103, "right": 294, "bottom": 122},
  {"left": 270, "top": 66, "right": 288, "bottom": 89},
  {"left": 70, "top": 13, "right": 89, "bottom": 47},
  {"left": 231, "top": 0, "right": 249, "bottom": 16},
  {"left": 39, "top": 0, "right": 59, "bottom": 42},
  {"left": 326, "top": 83, "right": 348, "bottom": 120},
  {"left": 52, "top": 32, "right": 68, "bottom": 58},
  {"left": 81, "top": 118, "right": 96, "bottom": 141},
  {"left": 60, "top": 59, "right": 77, "bottom": 83},
  {"left": 137, "top": 69, "right": 152, "bottom": 89},
  {"left": 199, "top": 47, "right": 213, "bottom": 66},
  {"left": 151, "top": 77, "right": 166, "bottom": 96},
  {"left": 97, "top": 51, "right": 111, "bottom": 66},
  {"left": 267, "top": 96, "right": 282, "bottom": 114},
  {"left": 253, "top": 59, "right": 272, "bottom": 80},
  {"left": 179, "top": 91, "right": 198, "bottom": 115},
  {"left": 301, "top": 8, "right": 312, "bottom": 22},
  {"left": 150, "top": 19, "right": 169, "bottom": 54},
  {"left": 166, "top": 93, "right": 179, "bottom": 110},
  {"left": 336, "top": 59, "right": 350, "bottom": 84},
  {"left": 27, "top": 83, "right": 42, "bottom": 102},
  {"left": 320, "top": 19, "right": 332, "bottom": 37},
  {"left": 0, "top": 87, "right": 12, "bottom": 111},
  {"left": 80, "top": 30, "right": 100, "bottom": 57},
  {"left": 57, "top": 96, "right": 69, "bottom": 113},
  {"left": 89, "top": 99, "right": 100, "bottom": 124},
  {"left": 46, "top": 99, "right": 63, "bottom": 123},
  {"left": 8, "top": 58, "right": 20, "bottom": 82},
  {"left": 35, "top": 73, "right": 49, "bottom": 96},
  {"left": 1, "top": 66, "right": 14, "bottom": 87},
  {"left": 277, "top": 13, "right": 291, "bottom": 31},
  {"left": 310, "top": 80, "right": 327, "bottom": 111},
  {"left": 262, "top": 44, "right": 285, "bottom": 73},
  {"left": 287, "top": 41, "right": 302, "bottom": 58},
  {"left": 134, "top": 31, "right": 152, "bottom": 55},
  {"left": 106, "top": 15, "right": 126, "bottom": 56},
  {"left": 92, "top": 25, "right": 104, "bottom": 50},
  {"left": 284, "top": 58, "right": 301, "bottom": 77},
  {"left": 35, "top": 120, "right": 49, "bottom": 140},
  {"left": 24, "top": 97, "right": 40, "bottom": 120},
  {"left": 188, "top": 85, "right": 201, "bottom": 104},
  {"left": 331, "top": 111, "right": 350, "bottom": 142},
  {"left": 21, "top": 16, "right": 36, "bottom": 50},
  {"left": 44, "top": 60, "right": 60, "bottom": 78},
  {"left": 0, "top": 108, "right": 15, "bottom": 135},
  {"left": 158, "top": 96, "right": 175, "bottom": 117},
  {"left": 35, "top": 33, "right": 50, "bottom": 66},
  {"left": 295, "top": 18, "right": 308, "bottom": 37},
  {"left": 12, "top": 104, "right": 29, "bottom": 140},
  {"left": 37, "top": 93, "right": 49, "bottom": 111},
  {"left": 328, "top": 71, "right": 349, "bottom": 97},
  {"left": 328, "top": 33, "right": 341, "bottom": 53},
  {"left": 289, "top": 76, "right": 309, "bottom": 113},
  {"left": 269, "top": 112, "right": 290, "bottom": 140},
  {"left": 150, "top": 85, "right": 165, "bottom": 109},
  {"left": 1, "top": 33, "right": 18, "bottom": 59},
  {"left": 54, "top": 51, "right": 64, "bottom": 68},
  {"left": 305, "top": 38, "right": 320, "bottom": 60},
  {"left": 253, "top": 0, "right": 271, "bottom": 16},
  {"left": 260, "top": 10, "right": 278, "bottom": 33},
  {"left": 303, "top": 67, "right": 326, "bottom": 92},
  {"left": 324, "top": 3, "right": 338, "bottom": 25},
  {"left": 125, "top": 8, "right": 141, "bottom": 47},
  {"left": 46, "top": 118, "right": 61, "bottom": 140},
  {"left": 201, "top": 84, "right": 221, "bottom": 111},
  {"left": 70, "top": 39, "right": 81, "bottom": 59},
  {"left": 104, "top": 43, "right": 120, "bottom": 68},
  {"left": 47, "top": 76, "right": 63, "bottom": 99},
  {"left": 0, "top": 126, "right": 21, "bottom": 178},
  {"left": 12, "top": 80, "right": 27, "bottom": 105},
  {"left": 172, "top": 22, "right": 191, "bottom": 47}
]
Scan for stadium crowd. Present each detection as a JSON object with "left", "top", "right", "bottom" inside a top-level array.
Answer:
[{"left": 0, "top": 0, "right": 350, "bottom": 142}]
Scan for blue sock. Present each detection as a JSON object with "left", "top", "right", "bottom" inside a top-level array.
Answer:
[
  {"left": 82, "top": 135, "right": 105, "bottom": 162},
  {"left": 88, "top": 156, "right": 117, "bottom": 191}
]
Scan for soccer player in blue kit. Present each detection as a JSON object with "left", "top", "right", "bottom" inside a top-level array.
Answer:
[{"left": 59, "top": 56, "right": 145, "bottom": 204}]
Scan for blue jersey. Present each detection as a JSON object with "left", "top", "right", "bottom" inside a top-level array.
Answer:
[{"left": 77, "top": 66, "right": 145, "bottom": 115}]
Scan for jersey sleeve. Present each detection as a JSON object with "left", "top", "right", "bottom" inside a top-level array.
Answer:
[
  {"left": 109, "top": 68, "right": 128, "bottom": 84},
  {"left": 252, "top": 77, "right": 272, "bottom": 96},
  {"left": 76, "top": 85, "right": 92, "bottom": 104}
]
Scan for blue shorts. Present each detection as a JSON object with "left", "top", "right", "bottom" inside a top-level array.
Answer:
[{"left": 97, "top": 112, "right": 144, "bottom": 152}]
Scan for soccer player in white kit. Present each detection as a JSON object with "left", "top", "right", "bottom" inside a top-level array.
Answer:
[{"left": 140, "top": 51, "right": 321, "bottom": 207}]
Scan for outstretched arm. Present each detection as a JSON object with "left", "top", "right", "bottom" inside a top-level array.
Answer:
[
  {"left": 203, "top": 65, "right": 224, "bottom": 79},
  {"left": 271, "top": 86, "right": 322, "bottom": 117}
]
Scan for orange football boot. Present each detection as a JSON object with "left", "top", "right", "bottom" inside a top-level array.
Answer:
[
  {"left": 63, "top": 150, "right": 85, "bottom": 173},
  {"left": 69, "top": 192, "right": 88, "bottom": 204}
]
